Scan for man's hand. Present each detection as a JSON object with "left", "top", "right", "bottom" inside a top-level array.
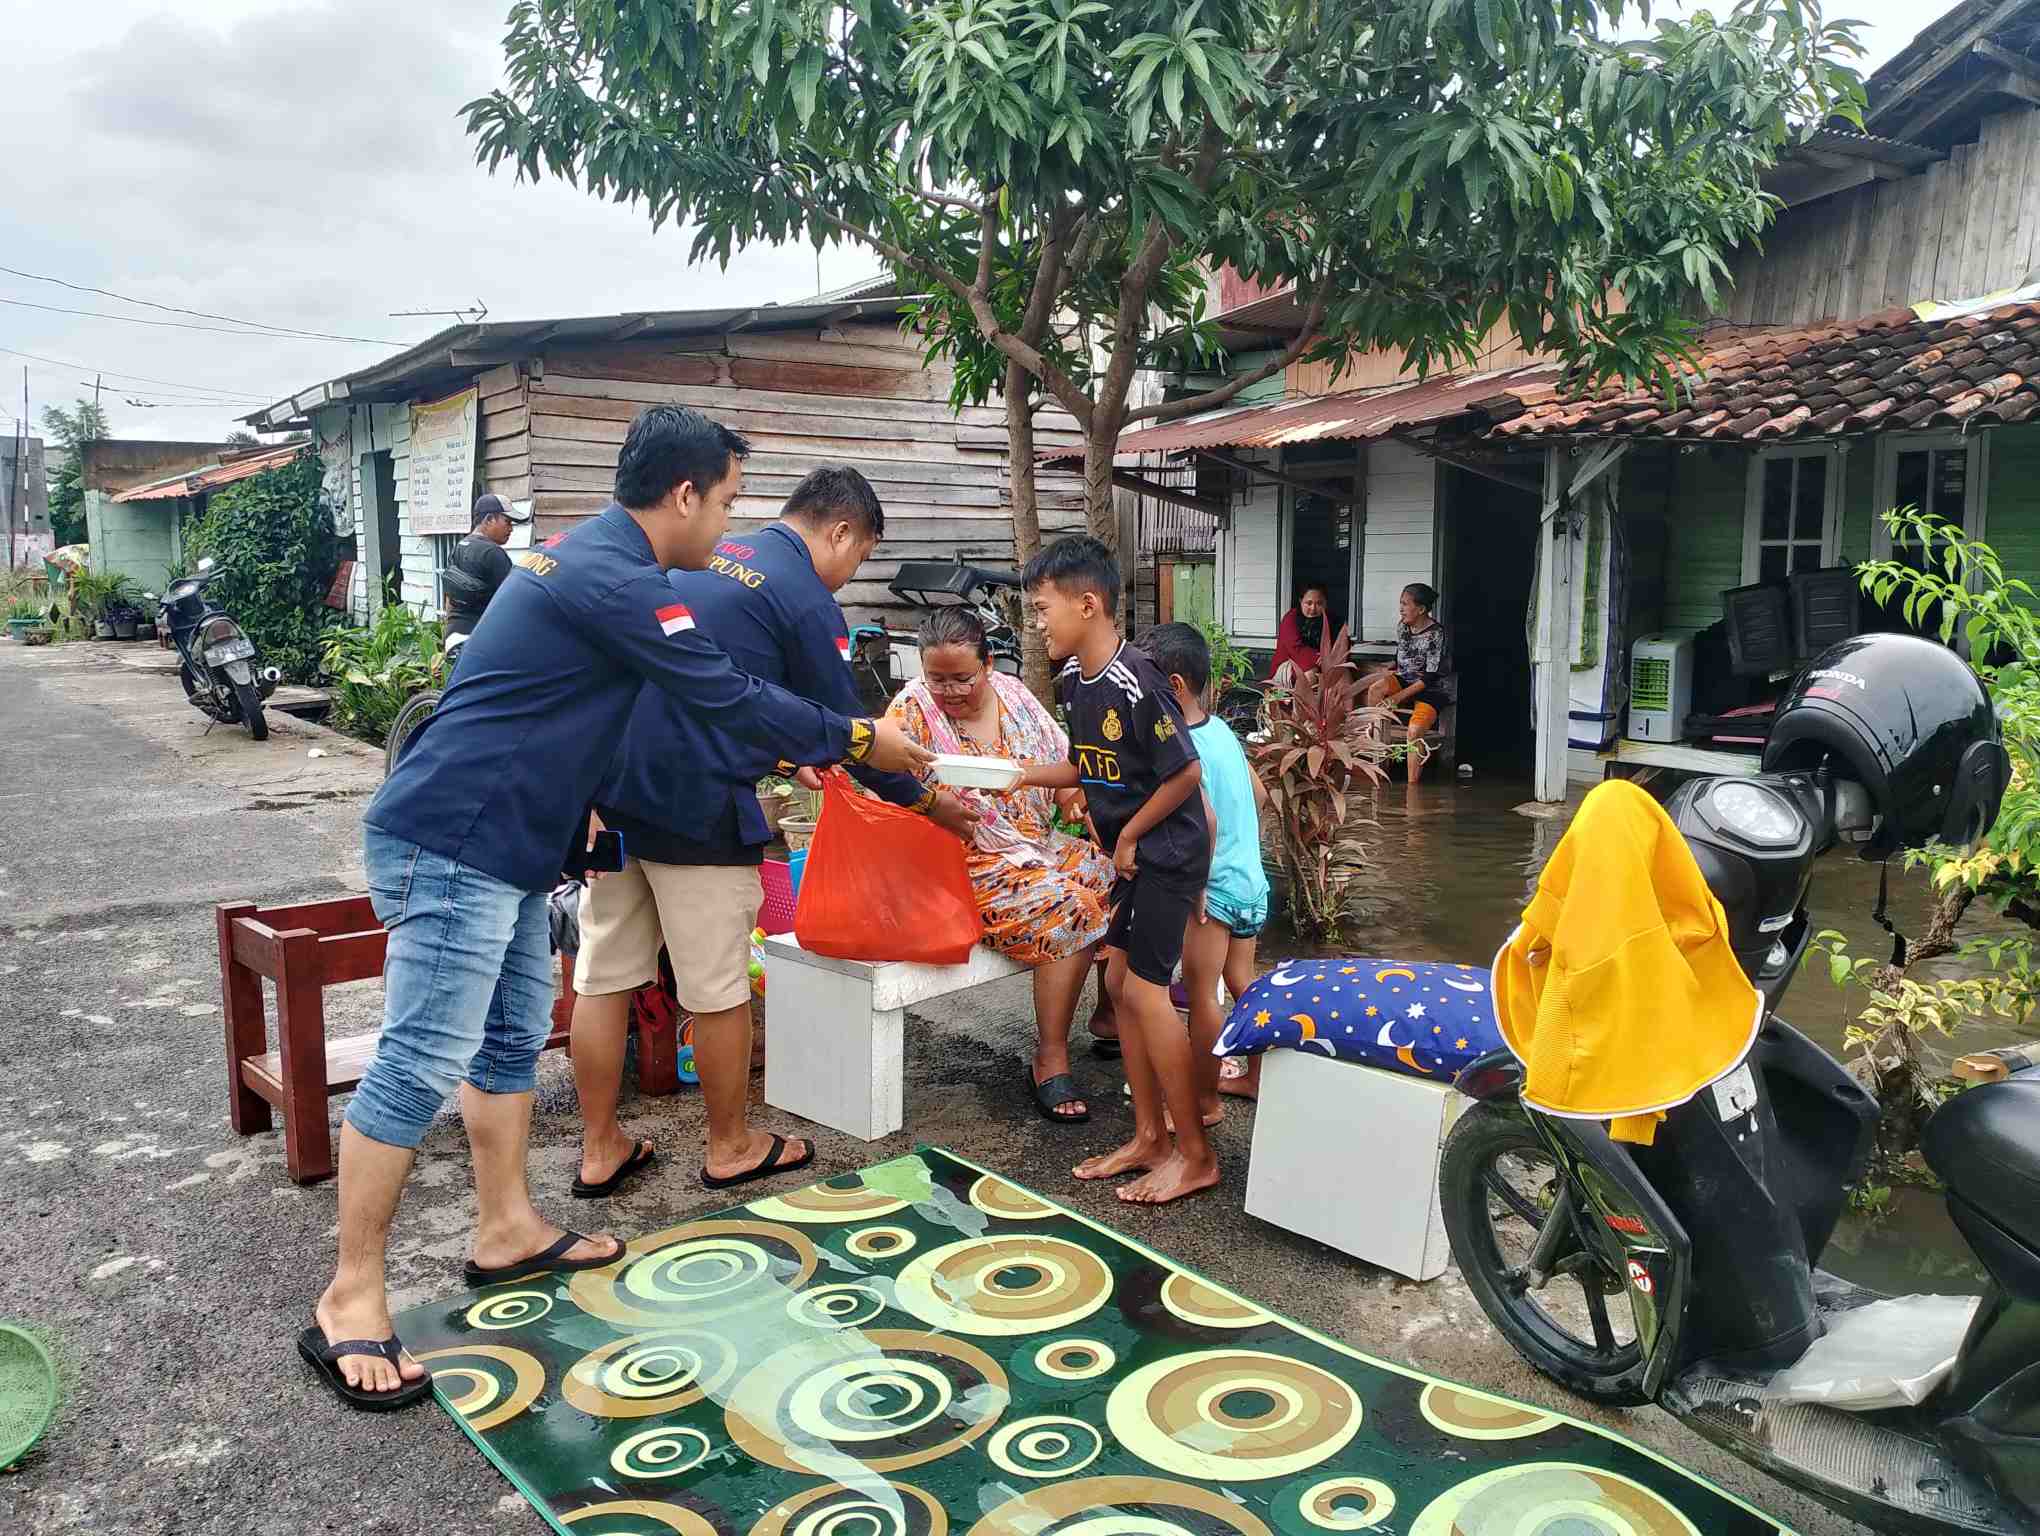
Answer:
[
  {"left": 929, "top": 792, "right": 982, "bottom": 841},
  {"left": 865, "top": 717, "right": 934, "bottom": 774},
  {"left": 584, "top": 807, "right": 610, "bottom": 881},
  {"left": 793, "top": 766, "right": 825, "bottom": 791},
  {"left": 1113, "top": 831, "right": 1139, "bottom": 879}
]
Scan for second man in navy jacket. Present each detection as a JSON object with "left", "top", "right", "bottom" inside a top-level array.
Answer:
[{"left": 570, "top": 465, "right": 975, "bottom": 1195}]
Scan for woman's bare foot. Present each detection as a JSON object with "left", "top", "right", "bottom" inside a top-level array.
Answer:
[
  {"left": 469, "top": 1219, "right": 622, "bottom": 1275},
  {"left": 1118, "top": 1153, "right": 1221, "bottom": 1206},
  {"left": 1163, "top": 1101, "right": 1224, "bottom": 1134},
  {"left": 1075, "top": 1136, "right": 1163, "bottom": 1181},
  {"left": 313, "top": 1288, "right": 427, "bottom": 1397},
  {"left": 704, "top": 1127, "right": 811, "bottom": 1184}
]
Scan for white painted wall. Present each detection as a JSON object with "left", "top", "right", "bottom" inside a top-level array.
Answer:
[
  {"left": 1225, "top": 472, "right": 1281, "bottom": 643},
  {"left": 1360, "top": 439, "right": 1436, "bottom": 641}
]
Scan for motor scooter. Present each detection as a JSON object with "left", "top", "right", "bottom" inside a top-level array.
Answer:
[
  {"left": 1440, "top": 756, "right": 2039, "bottom": 1534},
  {"left": 148, "top": 558, "right": 280, "bottom": 741}
]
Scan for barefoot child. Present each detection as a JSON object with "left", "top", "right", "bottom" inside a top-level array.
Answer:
[
  {"left": 1019, "top": 537, "right": 1216, "bottom": 1205},
  {"left": 1142, "top": 623, "right": 1271, "bottom": 1123}
]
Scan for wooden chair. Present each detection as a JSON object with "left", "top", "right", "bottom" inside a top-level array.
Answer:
[{"left": 217, "top": 897, "right": 572, "bottom": 1185}]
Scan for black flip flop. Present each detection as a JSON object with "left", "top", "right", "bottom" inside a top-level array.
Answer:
[
  {"left": 462, "top": 1230, "right": 625, "bottom": 1287},
  {"left": 572, "top": 1139, "right": 656, "bottom": 1199},
  {"left": 297, "top": 1326, "right": 432, "bottom": 1412},
  {"left": 1030, "top": 1069, "right": 1091, "bottom": 1124},
  {"left": 701, "top": 1132, "right": 815, "bottom": 1190},
  {"left": 1090, "top": 1037, "right": 1123, "bottom": 1061}
]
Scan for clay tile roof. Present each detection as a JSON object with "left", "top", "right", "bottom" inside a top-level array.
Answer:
[{"left": 1485, "top": 298, "right": 2040, "bottom": 443}]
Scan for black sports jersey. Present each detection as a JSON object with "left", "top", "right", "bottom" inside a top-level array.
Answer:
[{"left": 1056, "top": 642, "right": 1208, "bottom": 877}]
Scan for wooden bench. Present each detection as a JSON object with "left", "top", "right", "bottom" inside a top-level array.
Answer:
[
  {"left": 760, "top": 934, "right": 1027, "bottom": 1140},
  {"left": 217, "top": 897, "right": 572, "bottom": 1185}
]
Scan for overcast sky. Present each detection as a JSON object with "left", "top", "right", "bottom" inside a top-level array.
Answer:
[{"left": 1, "top": 0, "right": 1925, "bottom": 444}]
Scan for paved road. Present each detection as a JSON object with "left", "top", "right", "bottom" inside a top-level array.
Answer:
[{"left": 0, "top": 640, "right": 1865, "bottom": 1535}]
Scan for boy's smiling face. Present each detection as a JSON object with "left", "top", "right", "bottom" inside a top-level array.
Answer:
[{"left": 1028, "top": 580, "right": 1096, "bottom": 662}]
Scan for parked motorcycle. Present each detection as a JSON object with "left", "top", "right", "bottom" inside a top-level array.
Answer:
[
  {"left": 148, "top": 558, "right": 280, "bottom": 741},
  {"left": 846, "top": 556, "right": 1022, "bottom": 714},
  {"left": 1440, "top": 634, "right": 2031, "bottom": 1534}
]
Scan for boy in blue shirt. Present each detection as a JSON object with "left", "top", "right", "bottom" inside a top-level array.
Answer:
[
  {"left": 1019, "top": 537, "right": 1216, "bottom": 1206},
  {"left": 1142, "top": 623, "right": 1272, "bottom": 1122}
]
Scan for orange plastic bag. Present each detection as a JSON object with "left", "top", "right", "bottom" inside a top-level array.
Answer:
[{"left": 794, "top": 770, "right": 983, "bottom": 965}]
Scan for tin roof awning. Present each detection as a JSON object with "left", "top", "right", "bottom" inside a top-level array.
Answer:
[
  {"left": 111, "top": 442, "right": 305, "bottom": 503},
  {"left": 1044, "top": 360, "right": 1560, "bottom": 463}
]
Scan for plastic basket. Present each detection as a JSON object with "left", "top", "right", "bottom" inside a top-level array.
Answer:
[
  {"left": 758, "top": 859, "right": 798, "bottom": 935},
  {"left": 0, "top": 1324, "right": 57, "bottom": 1470}
]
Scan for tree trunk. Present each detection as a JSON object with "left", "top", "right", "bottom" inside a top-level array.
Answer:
[
  {"left": 1005, "top": 359, "right": 1053, "bottom": 703},
  {"left": 1082, "top": 400, "right": 1128, "bottom": 547}
]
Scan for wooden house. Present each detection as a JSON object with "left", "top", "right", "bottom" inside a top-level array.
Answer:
[
  {"left": 1098, "top": 0, "right": 2040, "bottom": 800},
  {"left": 246, "top": 292, "right": 1083, "bottom": 628}
]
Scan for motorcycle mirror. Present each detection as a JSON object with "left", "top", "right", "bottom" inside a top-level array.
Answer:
[{"left": 197, "top": 557, "right": 216, "bottom": 573}]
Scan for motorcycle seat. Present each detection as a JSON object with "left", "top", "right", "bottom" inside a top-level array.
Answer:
[{"left": 1922, "top": 1068, "right": 2040, "bottom": 1247}]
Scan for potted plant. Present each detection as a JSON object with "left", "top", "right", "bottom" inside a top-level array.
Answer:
[
  {"left": 756, "top": 776, "right": 795, "bottom": 837},
  {"left": 20, "top": 621, "right": 52, "bottom": 647},
  {"left": 5, "top": 599, "right": 43, "bottom": 642},
  {"left": 776, "top": 781, "right": 823, "bottom": 851},
  {"left": 110, "top": 602, "right": 139, "bottom": 642}
]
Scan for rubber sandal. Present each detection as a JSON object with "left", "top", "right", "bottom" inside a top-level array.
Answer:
[
  {"left": 296, "top": 1326, "right": 432, "bottom": 1412},
  {"left": 571, "top": 1139, "right": 656, "bottom": 1199},
  {"left": 1089, "top": 1037, "right": 1123, "bottom": 1060},
  {"left": 1030, "top": 1069, "right": 1091, "bottom": 1124},
  {"left": 462, "top": 1230, "right": 624, "bottom": 1287},
  {"left": 701, "top": 1132, "right": 815, "bottom": 1190}
]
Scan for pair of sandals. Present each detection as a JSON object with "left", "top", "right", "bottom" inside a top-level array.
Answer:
[{"left": 300, "top": 1134, "right": 817, "bottom": 1411}]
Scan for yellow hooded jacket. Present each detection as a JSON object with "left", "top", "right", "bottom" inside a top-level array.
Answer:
[{"left": 1492, "top": 778, "right": 1761, "bottom": 1146}]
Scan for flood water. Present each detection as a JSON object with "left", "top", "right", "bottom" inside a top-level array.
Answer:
[{"left": 1258, "top": 773, "right": 2017, "bottom": 1294}]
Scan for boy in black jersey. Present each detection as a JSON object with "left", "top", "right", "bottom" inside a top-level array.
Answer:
[{"left": 1019, "top": 537, "right": 1217, "bottom": 1206}]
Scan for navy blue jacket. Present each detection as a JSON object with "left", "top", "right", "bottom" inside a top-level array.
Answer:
[
  {"left": 367, "top": 504, "right": 855, "bottom": 891},
  {"left": 596, "top": 522, "right": 923, "bottom": 851}
]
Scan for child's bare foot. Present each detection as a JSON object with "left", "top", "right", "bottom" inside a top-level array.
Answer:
[
  {"left": 1218, "top": 1078, "right": 1258, "bottom": 1101},
  {"left": 1075, "top": 1137, "right": 1163, "bottom": 1181},
  {"left": 1118, "top": 1153, "right": 1221, "bottom": 1206},
  {"left": 1218, "top": 1058, "right": 1259, "bottom": 1101}
]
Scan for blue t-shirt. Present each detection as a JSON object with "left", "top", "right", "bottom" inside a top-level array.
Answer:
[
  {"left": 1189, "top": 714, "right": 1270, "bottom": 930},
  {"left": 595, "top": 522, "right": 924, "bottom": 857},
  {"left": 366, "top": 504, "right": 855, "bottom": 892}
]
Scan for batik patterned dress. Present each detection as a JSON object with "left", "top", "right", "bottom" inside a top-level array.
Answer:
[{"left": 886, "top": 690, "right": 1113, "bottom": 968}]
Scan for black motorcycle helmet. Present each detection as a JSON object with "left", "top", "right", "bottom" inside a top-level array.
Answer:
[{"left": 1764, "top": 633, "right": 2009, "bottom": 858}]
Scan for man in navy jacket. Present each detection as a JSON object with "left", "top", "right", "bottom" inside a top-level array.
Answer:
[
  {"left": 301, "top": 407, "right": 929, "bottom": 1411},
  {"left": 570, "top": 466, "right": 975, "bottom": 1199}
]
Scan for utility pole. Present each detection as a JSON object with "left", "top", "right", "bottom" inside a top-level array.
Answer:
[
  {"left": 7, "top": 367, "right": 24, "bottom": 570},
  {"left": 93, "top": 373, "right": 102, "bottom": 416}
]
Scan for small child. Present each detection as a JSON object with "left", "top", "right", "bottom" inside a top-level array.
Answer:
[
  {"left": 1018, "top": 536, "right": 1216, "bottom": 1205},
  {"left": 1142, "top": 623, "right": 1271, "bottom": 1124}
]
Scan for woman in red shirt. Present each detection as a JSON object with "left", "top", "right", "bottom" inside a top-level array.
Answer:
[{"left": 1271, "top": 583, "right": 1332, "bottom": 678}]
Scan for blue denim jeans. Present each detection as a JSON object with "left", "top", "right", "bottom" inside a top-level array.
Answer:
[{"left": 345, "top": 825, "right": 554, "bottom": 1149}]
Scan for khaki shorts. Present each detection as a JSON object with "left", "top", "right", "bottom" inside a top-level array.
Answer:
[{"left": 573, "top": 859, "right": 762, "bottom": 1012}]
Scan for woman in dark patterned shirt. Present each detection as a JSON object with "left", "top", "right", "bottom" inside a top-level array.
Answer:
[{"left": 1362, "top": 582, "right": 1452, "bottom": 782}]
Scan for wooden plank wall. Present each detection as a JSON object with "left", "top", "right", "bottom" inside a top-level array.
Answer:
[
  {"left": 1723, "top": 105, "right": 2040, "bottom": 326},
  {"left": 503, "top": 322, "right": 1087, "bottom": 621}
]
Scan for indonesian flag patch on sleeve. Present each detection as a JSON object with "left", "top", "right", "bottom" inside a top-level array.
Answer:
[
  {"left": 836, "top": 635, "right": 852, "bottom": 665},
  {"left": 656, "top": 602, "right": 696, "bottom": 637}
]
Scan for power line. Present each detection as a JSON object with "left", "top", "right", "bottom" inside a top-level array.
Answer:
[
  {"left": 0, "top": 295, "right": 414, "bottom": 346},
  {"left": 1, "top": 264, "right": 410, "bottom": 347},
  {"left": 0, "top": 345, "right": 271, "bottom": 401}
]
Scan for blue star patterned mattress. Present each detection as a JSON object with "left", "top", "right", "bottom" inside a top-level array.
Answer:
[{"left": 1213, "top": 959, "right": 1504, "bottom": 1080}]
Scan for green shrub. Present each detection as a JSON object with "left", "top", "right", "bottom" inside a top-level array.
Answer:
[
  {"left": 186, "top": 450, "right": 340, "bottom": 683},
  {"left": 320, "top": 600, "right": 449, "bottom": 745}
]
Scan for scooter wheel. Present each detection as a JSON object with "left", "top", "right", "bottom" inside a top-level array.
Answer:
[{"left": 1440, "top": 1101, "right": 1649, "bottom": 1405}]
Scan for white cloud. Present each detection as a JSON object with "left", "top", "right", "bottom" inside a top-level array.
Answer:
[{"left": 0, "top": 0, "right": 1932, "bottom": 443}]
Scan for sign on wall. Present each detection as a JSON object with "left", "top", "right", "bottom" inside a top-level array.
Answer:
[{"left": 407, "top": 387, "right": 479, "bottom": 536}]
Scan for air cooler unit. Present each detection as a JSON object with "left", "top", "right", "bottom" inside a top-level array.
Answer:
[{"left": 1628, "top": 634, "right": 1695, "bottom": 744}]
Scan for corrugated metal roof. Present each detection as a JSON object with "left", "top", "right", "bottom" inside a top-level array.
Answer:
[
  {"left": 112, "top": 442, "right": 304, "bottom": 502},
  {"left": 247, "top": 293, "right": 929, "bottom": 430},
  {"left": 1047, "top": 360, "right": 1560, "bottom": 462}
]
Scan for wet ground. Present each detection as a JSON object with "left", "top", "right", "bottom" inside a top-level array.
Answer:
[
  {"left": 0, "top": 642, "right": 1914, "bottom": 1535},
  {"left": 1267, "top": 772, "right": 2012, "bottom": 1295}
]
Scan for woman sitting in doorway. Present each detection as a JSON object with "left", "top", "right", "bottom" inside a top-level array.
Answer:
[
  {"left": 885, "top": 607, "right": 1117, "bottom": 1124},
  {"left": 1362, "top": 582, "right": 1453, "bottom": 782},
  {"left": 1271, "top": 582, "right": 1335, "bottom": 678}
]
